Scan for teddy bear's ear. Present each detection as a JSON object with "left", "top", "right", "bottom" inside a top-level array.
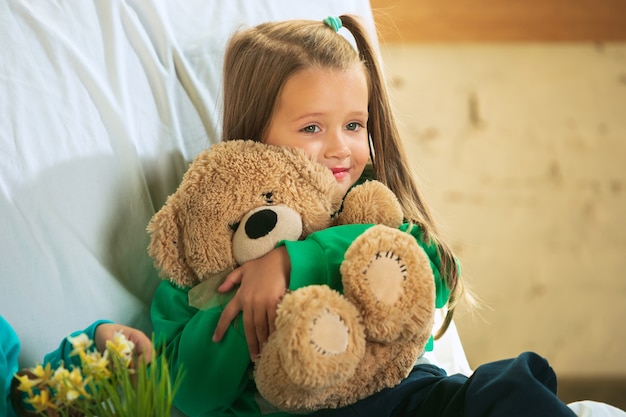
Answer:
[
  {"left": 147, "top": 200, "right": 197, "bottom": 288},
  {"left": 336, "top": 180, "right": 404, "bottom": 228}
]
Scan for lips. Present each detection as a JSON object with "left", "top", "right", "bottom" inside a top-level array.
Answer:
[{"left": 330, "top": 167, "right": 349, "bottom": 179}]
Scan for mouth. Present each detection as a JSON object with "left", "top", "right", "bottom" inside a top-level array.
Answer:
[{"left": 330, "top": 167, "right": 350, "bottom": 180}]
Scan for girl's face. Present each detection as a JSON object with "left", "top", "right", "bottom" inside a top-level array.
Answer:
[{"left": 263, "top": 66, "right": 370, "bottom": 195}]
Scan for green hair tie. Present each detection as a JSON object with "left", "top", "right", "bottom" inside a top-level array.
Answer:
[{"left": 323, "top": 16, "right": 342, "bottom": 32}]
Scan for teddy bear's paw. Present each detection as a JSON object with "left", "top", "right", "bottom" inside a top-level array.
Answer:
[
  {"left": 335, "top": 180, "right": 403, "bottom": 228},
  {"left": 340, "top": 225, "right": 436, "bottom": 343},
  {"left": 270, "top": 285, "right": 366, "bottom": 390}
]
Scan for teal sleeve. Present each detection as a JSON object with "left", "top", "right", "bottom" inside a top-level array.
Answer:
[
  {"left": 150, "top": 280, "right": 257, "bottom": 417},
  {"left": 42, "top": 319, "right": 113, "bottom": 369},
  {"left": 1, "top": 316, "right": 19, "bottom": 417}
]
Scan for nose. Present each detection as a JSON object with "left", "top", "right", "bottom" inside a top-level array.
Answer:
[
  {"left": 245, "top": 209, "right": 278, "bottom": 239},
  {"left": 324, "top": 130, "right": 351, "bottom": 160}
]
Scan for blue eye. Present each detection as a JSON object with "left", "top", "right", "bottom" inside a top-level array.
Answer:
[
  {"left": 346, "top": 122, "right": 361, "bottom": 131},
  {"left": 302, "top": 125, "right": 320, "bottom": 133}
]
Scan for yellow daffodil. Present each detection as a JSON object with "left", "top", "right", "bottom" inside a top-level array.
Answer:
[
  {"left": 14, "top": 372, "right": 41, "bottom": 394},
  {"left": 52, "top": 366, "right": 70, "bottom": 380},
  {"left": 26, "top": 388, "right": 56, "bottom": 413},
  {"left": 56, "top": 368, "right": 90, "bottom": 403},
  {"left": 106, "top": 331, "right": 135, "bottom": 366},
  {"left": 82, "top": 350, "right": 111, "bottom": 379},
  {"left": 14, "top": 332, "right": 179, "bottom": 416},
  {"left": 67, "top": 332, "right": 93, "bottom": 356},
  {"left": 31, "top": 362, "right": 54, "bottom": 382},
  {"left": 49, "top": 367, "right": 71, "bottom": 402}
]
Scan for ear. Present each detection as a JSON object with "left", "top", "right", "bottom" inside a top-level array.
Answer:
[
  {"left": 336, "top": 180, "right": 403, "bottom": 228},
  {"left": 147, "top": 202, "right": 197, "bottom": 288}
]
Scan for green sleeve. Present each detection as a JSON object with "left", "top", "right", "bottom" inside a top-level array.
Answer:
[
  {"left": 281, "top": 223, "right": 374, "bottom": 291},
  {"left": 282, "top": 223, "right": 451, "bottom": 353},
  {"left": 282, "top": 223, "right": 451, "bottom": 308},
  {"left": 150, "top": 280, "right": 255, "bottom": 417},
  {"left": 398, "top": 224, "right": 451, "bottom": 309}
]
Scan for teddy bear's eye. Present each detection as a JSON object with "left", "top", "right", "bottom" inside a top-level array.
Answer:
[
  {"left": 263, "top": 192, "right": 274, "bottom": 204},
  {"left": 229, "top": 221, "right": 240, "bottom": 232}
]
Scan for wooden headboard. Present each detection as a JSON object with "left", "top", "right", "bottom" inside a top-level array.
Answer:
[{"left": 369, "top": 0, "right": 626, "bottom": 42}]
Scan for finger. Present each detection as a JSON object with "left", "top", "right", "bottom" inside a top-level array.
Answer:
[
  {"left": 243, "top": 308, "right": 260, "bottom": 360},
  {"left": 213, "top": 300, "right": 240, "bottom": 342},
  {"left": 218, "top": 268, "right": 243, "bottom": 293},
  {"left": 268, "top": 304, "right": 277, "bottom": 337},
  {"left": 254, "top": 309, "right": 270, "bottom": 353},
  {"left": 137, "top": 348, "right": 154, "bottom": 366},
  {"left": 130, "top": 333, "right": 154, "bottom": 365}
]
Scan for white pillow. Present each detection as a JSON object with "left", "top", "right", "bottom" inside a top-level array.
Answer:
[{"left": 0, "top": 0, "right": 379, "bottom": 367}]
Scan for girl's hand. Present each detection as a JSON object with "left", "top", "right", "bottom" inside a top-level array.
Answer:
[
  {"left": 212, "top": 246, "right": 290, "bottom": 360},
  {"left": 95, "top": 323, "right": 154, "bottom": 366}
]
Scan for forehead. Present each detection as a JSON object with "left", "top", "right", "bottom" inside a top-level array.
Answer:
[
  {"left": 276, "top": 66, "right": 369, "bottom": 111},
  {"left": 286, "top": 65, "right": 367, "bottom": 90}
]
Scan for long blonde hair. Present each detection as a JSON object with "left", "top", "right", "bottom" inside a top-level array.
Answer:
[{"left": 221, "top": 15, "right": 462, "bottom": 338}]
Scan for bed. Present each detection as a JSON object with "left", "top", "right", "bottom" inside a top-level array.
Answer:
[{"left": 0, "top": 1, "right": 622, "bottom": 416}]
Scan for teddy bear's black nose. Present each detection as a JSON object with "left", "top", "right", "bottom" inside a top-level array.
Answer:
[{"left": 244, "top": 209, "right": 278, "bottom": 239}]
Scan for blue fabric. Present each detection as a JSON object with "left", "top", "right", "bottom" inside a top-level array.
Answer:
[
  {"left": 313, "top": 352, "right": 576, "bottom": 417},
  {"left": 1, "top": 316, "right": 19, "bottom": 417}
]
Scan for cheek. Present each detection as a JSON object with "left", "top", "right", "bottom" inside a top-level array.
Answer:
[
  {"left": 297, "top": 143, "right": 322, "bottom": 162},
  {"left": 352, "top": 138, "right": 371, "bottom": 167}
]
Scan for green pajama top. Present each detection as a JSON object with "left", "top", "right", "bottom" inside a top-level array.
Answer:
[{"left": 150, "top": 223, "right": 451, "bottom": 417}]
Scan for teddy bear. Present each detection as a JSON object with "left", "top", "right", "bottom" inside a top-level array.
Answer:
[{"left": 147, "top": 140, "right": 436, "bottom": 412}]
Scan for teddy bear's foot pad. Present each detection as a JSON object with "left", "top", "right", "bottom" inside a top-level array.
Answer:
[
  {"left": 269, "top": 285, "right": 366, "bottom": 389},
  {"left": 363, "top": 250, "right": 407, "bottom": 305},
  {"left": 309, "top": 308, "right": 350, "bottom": 355},
  {"left": 340, "top": 225, "right": 436, "bottom": 343}
]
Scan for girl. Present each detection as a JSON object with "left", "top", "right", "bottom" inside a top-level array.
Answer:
[
  {"left": 212, "top": 14, "right": 459, "bottom": 365},
  {"left": 150, "top": 15, "right": 579, "bottom": 417}
]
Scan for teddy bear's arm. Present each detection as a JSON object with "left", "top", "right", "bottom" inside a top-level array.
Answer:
[{"left": 151, "top": 280, "right": 253, "bottom": 416}]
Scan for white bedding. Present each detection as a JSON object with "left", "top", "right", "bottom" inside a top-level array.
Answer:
[
  {"left": 1, "top": 1, "right": 622, "bottom": 416},
  {"left": 0, "top": 0, "right": 379, "bottom": 366}
]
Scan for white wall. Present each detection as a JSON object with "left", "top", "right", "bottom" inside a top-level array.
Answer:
[{"left": 381, "top": 43, "right": 626, "bottom": 376}]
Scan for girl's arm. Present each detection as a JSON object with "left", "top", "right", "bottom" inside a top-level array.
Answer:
[
  {"left": 151, "top": 280, "right": 252, "bottom": 416},
  {"left": 42, "top": 320, "right": 113, "bottom": 368},
  {"left": 286, "top": 223, "right": 449, "bottom": 307},
  {"left": 43, "top": 321, "right": 153, "bottom": 369},
  {"left": 213, "top": 246, "right": 290, "bottom": 360},
  {"left": 93, "top": 323, "right": 154, "bottom": 366},
  {"left": 215, "top": 223, "right": 451, "bottom": 359}
]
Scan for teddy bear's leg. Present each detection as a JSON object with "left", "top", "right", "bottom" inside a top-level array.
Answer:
[
  {"left": 254, "top": 285, "right": 366, "bottom": 400},
  {"left": 340, "top": 225, "right": 436, "bottom": 343}
]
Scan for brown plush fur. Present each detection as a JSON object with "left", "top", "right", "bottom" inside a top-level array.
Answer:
[
  {"left": 147, "top": 140, "right": 343, "bottom": 287},
  {"left": 147, "top": 140, "right": 436, "bottom": 412}
]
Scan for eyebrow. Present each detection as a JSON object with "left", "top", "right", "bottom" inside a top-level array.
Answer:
[
  {"left": 292, "top": 113, "right": 324, "bottom": 122},
  {"left": 292, "top": 111, "right": 368, "bottom": 122}
]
